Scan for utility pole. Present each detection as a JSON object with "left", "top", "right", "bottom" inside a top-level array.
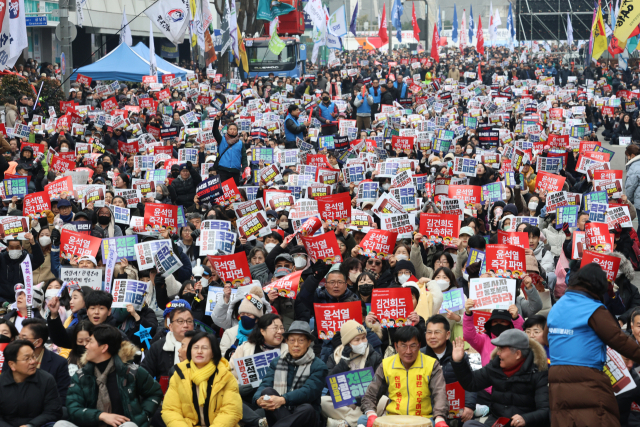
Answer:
[{"left": 55, "top": 0, "right": 76, "bottom": 96}]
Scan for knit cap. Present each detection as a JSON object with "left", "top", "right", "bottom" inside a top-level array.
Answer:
[
  {"left": 238, "top": 286, "right": 265, "bottom": 318},
  {"left": 163, "top": 296, "right": 192, "bottom": 318},
  {"left": 340, "top": 320, "right": 367, "bottom": 345}
]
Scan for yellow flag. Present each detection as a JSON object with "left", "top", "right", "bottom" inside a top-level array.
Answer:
[
  {"left": 236, "top": 27, "right": 249, "bottom": 73},
  {"left": 613, "top": 0, "right": 640, "bottom": 43},
  {"left": 592, "top": 5, "right": 607, "bottom": 61},
  {"left": 189, "top": 0, "right": 197, "bottom": 48}
]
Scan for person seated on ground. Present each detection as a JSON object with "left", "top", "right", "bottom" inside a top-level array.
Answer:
[
  {"left": 450, "top": 330, "right": 550, "bottom": 427},
  {"left": 0, "top": 340, "right": 63, "bottom": 427},
  {"left": 162, "top": 331, "right": 243, "bottom": 427},
  {"left": 523, "top": 315, "right": 549, "bottom": 363},
  {"left": 141, "top": 305, "right": 195, "bottom": 382},
  {"left": 360, "top": 326, "right": 449, "bottom": 427},
  {"left": 321, "top": 320, "right": 383, "bottom": 427},
  {"left": 220, "top": 286, "right": 269, "bottom": 359},
  {"left": 68, "top": 320, "right": 94, "bottom": 377},
  {"left": 59, "top": 324, "right": 162, "bottom": 427},
  {"left": 422, "top": 315, "right": 477, "bottom": 425},
  {"left": 254, "top": 320, "right": 328, "bottom": 427}
]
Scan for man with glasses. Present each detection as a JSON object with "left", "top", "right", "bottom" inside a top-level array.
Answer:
[
  {"left": 360, "top": 326, "right": 449, "bottom": 427},
  {"left": 0, "top": 340, "right": 63, "bottom": 427}
]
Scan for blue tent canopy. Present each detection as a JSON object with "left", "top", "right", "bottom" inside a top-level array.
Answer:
[
  {"left": 70, "top": 43, "right": 189, "bottom": 83},
  {"left": 131, "top": 42, "right": 191, "bottom": 77}
]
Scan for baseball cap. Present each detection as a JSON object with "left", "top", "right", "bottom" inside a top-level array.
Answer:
[
  {"left": 459, "top": 226, "right": 475, "bottom": 237},
  {"left": 274, "top": 266, "right": 292, "bottom": 278}
]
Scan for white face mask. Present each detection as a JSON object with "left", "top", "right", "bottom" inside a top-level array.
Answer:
[
  {"left": 466, "top": 148, "right": 473, "bottom": 154},
  {"left": 382, "top": 183, "right": 390, "bottom": 191},
  {"left": 264, "top": 243, "right": 277, "bottom": 253},
  {"left": 268, "top": 219, "right": 277, "bottom": 228},
  {"left": 279, "top": 221, "right": 289, "bottom": 229},
  {"left": 395, "top": 254, "right": 408, "bottom": 261},
  {"left": 349, "top": 271, "right": 360, "bottom": 283},
  {"left": 8, "top": 250, "right": 22, "bottom": 260},
  {"left": 45, "top": 289, "right": 58, "bottom": 300},
  {"left": 39, "top": 236, "right": 51, "bottom": 247},
  {"left": 352, "top": 341, "right": 368, "bottom": 355},
  {"left": 294, "top": 257, "right": 307, "bottom": 268},
  {"left": 435, "top": 279, "right": 450, "bottom": 291},
  {"left": 463, "top": 272, "right": 469, "bottom": 281},
  {"left": 528, "top": 202, "right": 538, "bottom": 210},
  {"left": 364, "top": 210, "right": 374, "bottom": 216},
  {"left": 398, "top": 274, "right": 410, "bottom": 284},
  {"left": 60, "top": 147, "right": 69, "bottom": 152}
]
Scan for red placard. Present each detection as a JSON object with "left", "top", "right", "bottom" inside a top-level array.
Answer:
[
  {"left": 473, "top": 310, "right": 492, "bottom": 334},
  {"left": 419, "top": 213, "right": 461, "bottom": 245},
  {"left": 263, "top": 270, "right": 303, "bottom": 299},
  {"left": 148, "top": 126, "right": 161, "bottom": 139},
  {"left": 370, "top": 287, "right": 413, "bottom": 327},
  {"left": 301, "top": 233, "right": 343, "bottom": 264},
  {"left": 306, "top": 154, "right": 332, "bottom": 168},
  {"left": 497, "top": 231, "right": 529, "bottom": 249},
  {"left": 161, "top": 74, "right": 175, "bottom": 84},
  {"left": 207, "top": 252, "right": 252, "bottom": 287},
  {"left": 486, "top": 244, "right": 526, "bottom": 279},
  {"left": 0, "top": 124, "right": 6, "bottom": 137},
  {"left": 157, "top": 89, "right": 171, "bottom": 101},
  {"left": 391, "top": 135, "right": 415, "bottom": 151},
  {"left": 138, "top": 97, "right": 156, "bottom": 110},
  {"left": 314, "top": 301, "right": 363, "bottom": 339},
  {"left": 0, "top": 342, "right": 7, "bottom": 374},
  {"left": 49, "top": 155, "right": 76, "bottom": 173},
  {"left": 582, "top": 150, "right": 610, "bottom": 164},
  {"left": 579, "top": 140, "right": 601, "bottom": 153},
  {"left": 45, "top": 176, "right": 74, "bottom": 200},
  {"left": 446, "top": 382, "right": 465, "bottom": 419},
  {"left": 547, "top": 133, "right": 568, "bottom": 149},
  {"left": 602, "top": 106, "right": 615, "bottom": 116},
  {"left": 76, "top": 74, "right": 92, "bottom": 86},
  {"left": 142, "top": 75, "right": 158, "bottom": 84},
  {"left": 21, "top": 142, "right": 45, "bottom": 155},
  {"left": 535, "top": 171, "right": 566, "bottom": 192},
  {"left": 154, "top": 145, "right": 173, "bottom": 157},
  {"left": 144, "top": 202, "right": 178, "bottom": 232},
  {"left": 101, "top": 97, "right": 118, "bottom": 113},
  {"left": 23, "top": 191, "right": 51, "bottom": 217},
  {"left": 593, "top": 169, "right": 623, "bottom": 181},
  {"left": 549, "top": 108, "right": 564, "bottom": 120},
  {"left": 59, "top": 101, "right": 75, "bottom": 114},
  {"left": 492, "top": 418, "right": 511, "bottom": 427},
  {"left": 359, "top": 229, "right": 398, "bottom": 259},
  {"left": 585, "top": 222, "right": 614, "bottom": 252},
  {"left": 118, "top": 140, "right": 140, "bottom": 155},
  {"left": 316, "top": 193, "right": 351, "bottom": 226},
  {"left": 197, "top": 95, "right": 212, "bottom": 105},
  {"left": 213, "top": 178, "right": 242, "bottom": 207},
  {"left": 581, "top": 250, "right": 621, "bottom": 283},
  {"left": 60, "top": 229, "right": 101, "bottom": 260},
  {"left": 447, "top": 185, "right": 482, "bottom": 208}
]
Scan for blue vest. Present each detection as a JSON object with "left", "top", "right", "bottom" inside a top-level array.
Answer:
[
  {"left": 356, "top": 94, "right": 371, "bottom": 114},
  {"left": 394, "top": 82, "right": 407, "bottom": 98},
  {"left": 369, "top": 86, "right": 381, "bottom": 103},
  {"left": 284, "top": 113, "right": 304, "bottom": 142},
  {"left": 547, "top": 290, "right": 607, "bottom": 369},
  {"left": 217, "top": 136, "right": 243, "bottom": 170},
  {"left": 318, "top": 102, "right": 336, "bottom": 123}
]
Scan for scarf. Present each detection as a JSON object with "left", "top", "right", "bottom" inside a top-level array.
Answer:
[
  {"left": 236, "top": 322, "right": 252, "bottom": 346},
  {"left": 273, "top": 347, "right": 315, "bottom": 396},
  {"left": 95, "top": 358, "right": 115, "bottom": 414},
  {"left": 225, "top": 133, "right": 240, "bottom": 145},
  {"left": 163, "top": 331, "right": 182, "bottom": 365},
  {"left": 61, "top": 212, "right": 74, "bottom": 223},
  {"left": 250, "top": 263, "right": 270, "bottom": 286},
  {"left": 68, "top": 311, "right": 79, "bottom": 328},
  {"left": 503, "top": 357, "right": 527, "bottom": 378},
  {"left": 190, "top": 361, "right": 216, "bottom": 406},
  {"left": 373, "top": 87, "right": 378, "bottom": 96}
]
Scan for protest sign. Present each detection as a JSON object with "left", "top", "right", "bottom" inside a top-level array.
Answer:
[
  {"left": 237, "top": 211, "right": 271, "bottom": 240},
  {"left": 497, "top": 231, "right": 529, "bottom": 248},
  {"left": 314, "top": 301, "right": 363, "bottom": 339},
  {"left": 473, "top": 311, "right": 492, "bottom": 335},
  {"left": 200, "top": 229, "right": 236, "bottom": 255},
  {"left": 154, "top": 244, "right": 184, "bottom": 277},
  {"left": 208, "top": 252, "right": 252, "bottom": 287},
  {"left": 316, "top": 193, "right": 351, "bottom": 225},
  {"left": 605, "top": 347, "right": 637, "bottom": 396},
  {"left": 446, "top": 382, "right": 466, "bottom": 419},
  {"left": 61, "top": 267, "right": 102, "bottom": 291},
  {"left": 60, "top": 230, "right": 101, "bottom": 260},
  {"left": 372, "top": 193, "right": 407, "bottom": 215},
  {"left": 535, "top": 172, "right": 566, "bottom": 192},
  {"left": 359, "top": 229, "right": 398, "bottom": 259},
  {"left": 452, "top": 157, "right": 478, "bottom": 177},
  {"left": 115, "top": 189, "right": 143, "bottom": 208},
  {"left": 45, "top": 176, "right": 74, "bottom": 200},
  {"left": 0, "top": 217, "right": 29, "bottom": 240},
  {"left": 606, "top": 206, "right": 633, "bottom": 229},
  {"left": 440, "top": 289, "right": 465, "bottom": 314},
  {"left": 380, "top": 213, "right": 414, "bottom": 239},
  {"left": 22, "top": 191, "right": 51, "bottom": 218},
  {"left": 1, "top": 178, "right": 28, "bottom": 200},
  {"left": 134, "top": 240, "right": 171, "bottom": 270},
  {"left": 485, "top": 244, "right": 526, "bottom": 279},
  {"left": 585, "top": 222, "right": 614, "bottom": 252},
  {"left": 419, "top": 213, "right": 460, "bottom": 246},
  {"left": 466, "top": 248, "right": 486, "bottom": 274},
  {"left": 101, "top": 235, "right": 139, "bottom": 263},
  {"left": 581, "top": 251, "right": 621, "bottom": 283},
  {"left": 469, "top": 277, "right": 516, "bottom": 310},
  {"left": 370, "top": 287, "right": 413, "bottom": 328},
  {"left": 301, "top": 233, "right": 343, "bottom": 264},
  {"left": 143, "top": 203, "right": 178, "bottom": 232},
  {"left": 213, "top": 178, "right": 242, "bottom": 207},
  {"left": 196, "top": 176, "right": 224, "bottom": 202},
  {"left": 448, "top": 185, "right": 481, "bottom": 208},
  {"left": 263, "top": 270, "right": 303, "bottom": 299},
  {"left": 326, "top": 368, "right": 375, "bottom": 409},
  {"left": 111, "top": 279, "right": 148, "bottom": 310},
  {"left": 233, "top": 350, "right": 281, "bottom": 387}
]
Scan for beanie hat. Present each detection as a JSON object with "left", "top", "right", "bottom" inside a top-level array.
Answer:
[
  {"left": 503, "top": 204, "right": 518, "bottom": 217},
  {"left": 238, "top": 285, "right": 265, "bottom": 318},
  {"left": 402, "top": 281, "right": 421, "bottom": 302},
  {"left": 163, "top": 296, "right": 192, "bottom": 318},
  {"left": 340, "top": 319, "right": 367, "bottom": 345},
  {"left": 525, "top": 255, "right": 539, "bottom": 273},
  {"left": 395, "top": 260, "right": 416, "bottom": 277}
]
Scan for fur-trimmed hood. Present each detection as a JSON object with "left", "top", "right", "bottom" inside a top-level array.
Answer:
[
  {"left": 605, "top": 251, "right": 635, "bottom": 282},
  {"left": 489, "top": 337, "right": 548, "bottom": 372},
  {"left": 78, "top": 340, "right": 138, "bottom": 368}
]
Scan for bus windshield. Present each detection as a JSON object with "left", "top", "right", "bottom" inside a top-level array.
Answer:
[{"left": 247, "top": 44, "right": 296, "bottom": 64}]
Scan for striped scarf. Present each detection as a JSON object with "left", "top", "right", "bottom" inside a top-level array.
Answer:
[{"left": 273, "top": 347, "right": 315, "bottom": 396}]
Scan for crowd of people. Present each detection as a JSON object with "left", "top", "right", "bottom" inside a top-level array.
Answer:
[{"left": 1, "top": 42, "right": 640, "bottom": 427}]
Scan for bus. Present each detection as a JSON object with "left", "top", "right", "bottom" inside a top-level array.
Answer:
[{"left": 244, "top": 36, "right": 307, "bottom": 78}]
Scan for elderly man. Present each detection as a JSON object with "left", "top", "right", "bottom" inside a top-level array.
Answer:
[
  {"left": 451, "top": 330, "right": 550, "bottom": 427},
  {"left": 254, "top": 321, "right": 328, "bottom": 427},
  {"left": 360, "top": 326, "right": 449, "bottom": 427}
]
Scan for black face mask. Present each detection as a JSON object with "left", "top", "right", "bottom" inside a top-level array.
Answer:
[
  {"left": 103, "top": 163, "right": 112, "bottom": 172},
  {"left": 172, "top": 171, "right": 179, "bottom": 178},
  {"left": 490, "top": 323, "right": 510, "bottom": 338},
  {"left": 323, "top": 96, "right": 329, "bottom": 102},
  {"left": 359, "top": 284, "right": 374, "bottom": 296},
  {"left": 98, "top": 216, "right": 111, "bottom": 225}
]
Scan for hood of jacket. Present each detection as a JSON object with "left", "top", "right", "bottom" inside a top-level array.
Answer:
[
  {"left": 606, "top": 251, "right": 635, "bottom": 281},
  {"left": 489, "top": 337, "right": 548, "bottom": 372},
  {"left": 4, "top": 103, "right": 17, "bottom": 113},
  {"left": 532, "top": 241, "right": 546, "bottom": 256},
  {"left": 627, "top": 154, "right": 640, "bottom": 168}
]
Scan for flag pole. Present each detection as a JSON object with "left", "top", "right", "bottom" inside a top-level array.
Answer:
[{"left": 388, "top": 0, "right": 392, "bottom": 53}]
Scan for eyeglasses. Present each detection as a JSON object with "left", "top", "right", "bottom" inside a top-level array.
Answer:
[
  {"left": 173, "top": 319, "right": 194, "bottom": 326},
  {"left": 367, "top": 259, "right": 382, "bottom": 266},
  {"left": 19, "top": 355, "right": 37, "bottom": 362},
  {"left": 426, "top": 330, "right": 445, "bottom": 336},
  {"left": 268, "top": 326, "right": 286, "bottom": 332},
  {"left": 398, "top": 343, "right": 420, "bottom": 351},
  {"left": 287, "top": 338, "right": 308, "bottom": 344},
  {"left": 192, "top": 345, "right": 210, "bottom": 352}
]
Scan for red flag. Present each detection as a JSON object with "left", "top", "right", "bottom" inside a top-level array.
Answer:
[
  {"left": 379, "top": 4, "right": 389, "bottom": 45},
  {"left": 431, "top": 23, "right": 440, "bottom": 63},
  {"left": 478, "top": 62, "right": 482, "bottom": 79},
  {"left": 476, "top": 16, "right": 484, "bottom": 55},
  {"left": 411, "top": 3, "right": 420, "bottom": 41}
]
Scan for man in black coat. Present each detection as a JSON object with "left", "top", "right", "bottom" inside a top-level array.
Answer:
[
  {"left": 294, "top": 79, "right": 311, "bottom": 99},
  {"left": 169, "top": 161, "right": 202, "bottom": 208},
  {"left": 422, "top": 315, "right": 477, "bottom": 423},
  {"left": 0, "top": 340, "right": 62, "bottom": 427},
  {"left": 380, "top": 85, "right": 394, "bottom": 106},
  {"left": 451, "top": 329, "right": 550, "bottom": 427}
]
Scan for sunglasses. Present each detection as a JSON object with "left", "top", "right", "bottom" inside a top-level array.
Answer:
[{"left": 367, "top": 259, "right": 382, "bottom": 266}]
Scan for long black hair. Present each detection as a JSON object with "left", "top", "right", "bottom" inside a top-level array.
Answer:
[
  {"left": 247, "top": 313, "right": 282, "bottom": 348},
  {"left": 68, "top": 320, "right": 94, "bottom": 365},
  {"left": 186, "top": 332, "right": 222, "bottom": 367}
]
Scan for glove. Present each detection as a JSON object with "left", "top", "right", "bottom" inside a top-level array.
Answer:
[
  {"left": 562, "top": 222, "right": 571, "bottom": 237},
  {"left": 514, "top": 172, "right": 522, "bottom": 185},
  {"left": 341, "top": 344, "right": 352, "bottom": 359},
  {"left": 366, "top": 415, "right": 377, "bottom": 427},
  {"left": 312, "top": 260, "right": 331, "bottom": 279},
  {"left": 191, "top": 229, "right": 201, "bottom": 240},
  {"left": 614, "top": 224, "right": 622, "bottom": 234},
  {"left": 559, "top": 169, "right": 566, "bottom": 177},
  {"left": 186, "top": 161, "right": 193, "bottom": 169},
  {"left": 434, "top": 422, "right": 448, "bottom": 427},
  {"left": 51, "top": 228, "right": 61, "bottom": 246}
]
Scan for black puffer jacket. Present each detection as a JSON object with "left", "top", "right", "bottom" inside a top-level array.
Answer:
[
  {"left": 0, "top": 245, "right": 45, "bottom": 304},
  {"left": 451, "top": 338, "right": 550, "bottom": 427},
  {"left": 168, "top": 163, "right": 202, "bottom": 208}
]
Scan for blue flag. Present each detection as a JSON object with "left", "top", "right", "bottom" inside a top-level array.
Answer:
[
  {"left": 452, "top": 4, "right": 458, "bottom": 43},
  {"left": 468, "top": 5, "right": 474, "bottom": 40},
  {"left": 438, "top": 6, "right": 442, "bottom": 34},
  {"left": 349, "top": 1, "right": 358, "bottom": 37},
  {"left": 392, "top": 0, "right": 403, "bottom": 42},
  {"left": 507, "top": 3, "right": 515, "bottom": 39}
]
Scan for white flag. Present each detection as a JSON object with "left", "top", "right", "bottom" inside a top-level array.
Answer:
[
  {"left": 304, "top": 0, "right": 326, "bottom": 32},
  {"left": 460, "top": 10, "right": 467, "bottom": 49},
  {"left": 328, "top": 5, "right": 348, "bottom": 37},
  {"left": 567, "top": 14, "right": 573, "bottom": 47},
  {"left": 270, "top": 16, "right": 279, "bottom": 38},
  {"left": 226, "top": 0, "right": 239, "bottom": 61},
  {"left": 0, "top": 0, "right": 12, "bottom": 70},
  {"left": 149, "top": 21, "right": 157, "bottom": 77},
  {"left": 145, "top": 0, "right": 190, "bottom": 46},
  {"left": 5, "top": 0, "right": 28, "bottom": 69},
  {"left": 120, "top": 6, "right": 132, "bottom": 46}
]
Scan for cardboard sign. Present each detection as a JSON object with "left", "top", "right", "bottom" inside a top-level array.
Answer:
[
  {"left": 196, "top": 176, "right": 224, "bottom": 202},
  {"left": 370, "top": 287, "right": 413, "bottom": 328},
  {"left": 60, "top": 230, "right": 101, "bottom": 260},
  {"left": 486, "top": 244, "right": 526, "bottom": 279},
  {"left": 326, "top": 368, "right": 375, "bottom": 409},
  {"left": 440, "top": 289, "right": 466, "bottom": 314},
  {"left": 419, "top": 213, "right": 461, "bottom": 246},
  {"left": 497, "top": 231, "right": 529, "bottom": 248},
  {"left": 237, "top": 211, "right": 271, "bottom": 240},
  {"left": 359, "top": 229, "right": 398, "bottom": 259},
  {"left": 233, "top": 350, "right": 281, "bottom": 387},
  {"left": 314, "top": 301, "right": 363, "bottom": 340},
  {"left": 208, "top": 252, "right": 252, "bottom": 287},
  {"left": 143, "top": 202, "right": 178, "bottom": 232},
  {"left": 200, "top": 229, "right": 236, "bottom": 255},
  {"left": 60, "top": 267, "right": 102, "bottom": 291},
  {"left": 605, "top": 347, "right": 637, "bottom": 396},
  {"left": 301, "top": 233, "right": 343, "bottom": 264},
  {"left": 316, "top": 193, "right": 351, "bottom": 226},
  {"left": 448, "top": 185, "right": 481, "bottom": 208},
  {"left": 263, "top": 270, "right": 303, "bottom": 299},
  {"left": 111, "top": 279, "right": 148, "bottom": 310},
  {"left": 23, "top": 191, "right": 51, "bottom": 217},
  {"left": 585, "top": 222, "right": 614, "bottom": 252},
  {"left": 446, "top": 382, "right": 465, "bottom": 419},
  {"left": 581, "top": 251, "right": 621, "bottom": 283},
  {"left": 535, "top": 171, "right": 565, "bottom": 192},
  {"left": 101, "top": 235, "right": 139, "bottom": 263},
  {"left": 469, "top": 277, "right": 517, "bottom": 310}
]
